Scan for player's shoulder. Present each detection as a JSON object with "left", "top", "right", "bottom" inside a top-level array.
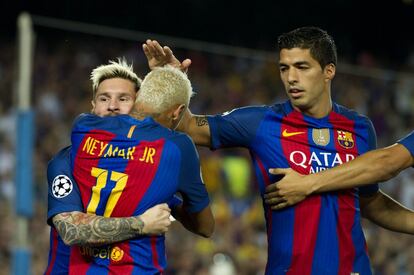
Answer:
[
  {"left": 333, "top": 103, "right": 372, "bottom": 124},
  {"left": 73, "top": 113, "right": 133, "bottom": 127},
  {"left": 48, "top": 146, "right": 71, "bottom": 167},
  {"left": 167, "top": 131, "right": 197, "bottom": 151},
  {"left": 167, "top": 130, "right": 193, "bottom": 143},
  {"left": 47, "top": 146, "right": 72, "bottom": 180},
  {"left": 73, "top": 113, "right": 94, "bottom": 124},
  {"left": 221, "top": 104, "right": 271, "bottom": 117}
]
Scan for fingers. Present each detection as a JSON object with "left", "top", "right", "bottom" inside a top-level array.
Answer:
[
  {"left": 263, "top": 190, "right": 278, "bottom": 199},
  {"left": 264, "top": 168, "right": 289, "bottom": 192},
  {"left": 142, "top": 43, "right": 151, "bottom": 59},
  {"left": 158, "top": 203, "right": 171, "bottom": 212},
  {"left": 271, "top": 202, "right": 290, "bottom": 210},
  {"left": 268, "top": 168, "right": 288, "bottom": 175},
  {"left": 265, "top": 183, "right": 278, "bottom": 193},
  {"left": 264, "top": 196, "right": 286, "bottom": 206},
  {"left": 181, "top": 59, "right": 192, "bottom": 72},
  {"left": 153, "top": 40, "right": 165, "bottom": 57},
  {"left": 163, "top": 46, "right": 173, "bottom": 59},
  {"left": 144, "top": 39, "right": 165, "bottom": 58}
]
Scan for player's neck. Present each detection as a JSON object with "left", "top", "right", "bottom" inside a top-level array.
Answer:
[
  {"left": 297, "top": 99, "right": 333, "bottom": 119},
  {"left": 130, "top": 110, "right": 160, "bottom": 121}
]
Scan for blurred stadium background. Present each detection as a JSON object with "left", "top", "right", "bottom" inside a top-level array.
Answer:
[{"left": 2, "top": 1, "right": 414, "bottom": 274}]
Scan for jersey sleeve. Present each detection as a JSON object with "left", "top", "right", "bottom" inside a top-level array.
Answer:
[
  {"left": 358, "top": 118, "right": 380, "bottom": 196},
  {"left": 207, "top": 106, "right": 267, "bottom": 150},
  {"left": 47, "top": 146, "right": 83, "bottom": 225},
  {"left": 397, "top": 130, "right": 414, "bottom": 157},
  {"left": 175, "top": 135, "right": 210, "bottom": 213},
  {"left": 166, "top": 195, "right": 183, "bottom": 209}
]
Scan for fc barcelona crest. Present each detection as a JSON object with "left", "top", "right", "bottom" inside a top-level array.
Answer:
[{"left": 337, "top": 130, "right": 354, "bottom": 149}]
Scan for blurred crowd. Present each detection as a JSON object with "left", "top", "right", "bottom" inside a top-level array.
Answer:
[{"left": 1, "top": 32, "right": 414, "bottom": 274}]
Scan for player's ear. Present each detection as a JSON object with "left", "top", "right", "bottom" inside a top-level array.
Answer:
[
  {"left": 91, "top": 100, "right": 96, "bottom": 112},
  {"left": 172, "top": 104, "right": 186, "bottom": 121},
  {"left": 171, "top": 104, "right": 186, "bottom": 130},
  {"left": 324, "top": 63, "right": 336, "bottom": 82}
]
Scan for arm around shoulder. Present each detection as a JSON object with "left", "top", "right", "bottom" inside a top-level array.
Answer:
[
  {"left": 374, "top": 143, "right": 414, "bottom": 181},
  {"left": 52, "top": 204, "right": 172, "bottom": 246}
]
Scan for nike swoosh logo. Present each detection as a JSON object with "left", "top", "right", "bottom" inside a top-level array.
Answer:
[{"left": 282, "top": 129, "right": 305, "bottom": 137}]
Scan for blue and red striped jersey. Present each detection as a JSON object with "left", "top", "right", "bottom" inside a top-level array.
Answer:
[
  {"left": 45, "top": 146, "right": 82, "bottom": 275},
  {"left": 208, "top": 100, "right": 378, "bottom": 275},
  {"left": 398, "top": 130, "right": 414, "bottom": 157},
  {"left": 45, "top": 113, "right": 209, "bottom": 275},
  {"left": 45, "top": 146, "right": 184, "bottom": 275}
]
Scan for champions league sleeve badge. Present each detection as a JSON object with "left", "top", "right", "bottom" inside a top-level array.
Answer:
[{"left": 52, "top": 175, "right": 73, "bottom": 198}]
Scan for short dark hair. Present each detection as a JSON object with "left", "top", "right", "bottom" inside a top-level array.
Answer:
[{"left": 277, "top": 26, "right": 337, "bottom": 68}]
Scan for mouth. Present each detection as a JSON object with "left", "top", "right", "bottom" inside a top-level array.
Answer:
[{"left": 288, "top": 88, "right": 304, "bottom": 99}]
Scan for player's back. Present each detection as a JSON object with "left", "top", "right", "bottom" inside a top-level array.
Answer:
[{"left": 70, "top": 113, "right": 188, "bottom": 274}]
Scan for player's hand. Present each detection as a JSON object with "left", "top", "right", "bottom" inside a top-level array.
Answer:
[
  {"left": 143, "top": 39, "right": 191, "bottom": 72},
  {"left": 140, "top": 203, "right": 172, "bottom": 235},
  {"left": 264, "top": 168, "right": 310, "bottom": 210}
]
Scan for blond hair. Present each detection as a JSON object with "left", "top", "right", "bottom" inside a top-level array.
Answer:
[
  {"left": 90, "top": 58, "right": 142, "bottom": 98},
  {"left": 137, "top": 66, "right": 193, "bottom": 112}
]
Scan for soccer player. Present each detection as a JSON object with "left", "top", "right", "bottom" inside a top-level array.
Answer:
[
  {"left": 263, "top": 131, "right": 414, "bottom": 209},
  {"left": 45, "top": 59, "right": 154, "bottom": 274},
  {"left": 67, "top": 65, "right": 213, "bottom": 274},
  {"left": 45, "top": 60, "right": 213, "bottom": 274},
  {"left": 144, "top": 28, "right": 414, "bottom": 275}
]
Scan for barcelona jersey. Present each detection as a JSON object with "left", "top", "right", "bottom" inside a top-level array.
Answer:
[
  {"left": 208, "top": 100, "right": 379, "bottom": 275},
  {"left": 45, "top": 114, "right": 209, "bottom": 275}
]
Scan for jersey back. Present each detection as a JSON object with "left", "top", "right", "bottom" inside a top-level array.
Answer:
[{"left": 68, "top": 114, "right": 207, "bottom": 275}]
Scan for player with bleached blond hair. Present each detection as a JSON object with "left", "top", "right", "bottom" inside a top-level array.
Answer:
[
  {"left": 133, "top": 65, "right": 194, "bottom": 130},
  {"left": 46, "top": 59, "right": 213, "bottom": 274}
]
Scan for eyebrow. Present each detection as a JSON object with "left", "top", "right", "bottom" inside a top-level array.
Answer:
[
  {"left": 279, "top": 61, "right": 310, "bottom": 67},
  {"left": 96, "top": 92, "right": 133, "bottom": 97}
]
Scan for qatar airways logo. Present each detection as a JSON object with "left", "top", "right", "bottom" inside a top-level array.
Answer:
[{"left": 289, "top": 151, "right": 356, "bottom": 173}]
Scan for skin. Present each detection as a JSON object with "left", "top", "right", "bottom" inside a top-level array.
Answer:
[
  {"left": 279, "top": 48, "right": 335, "bottom": 118},
  {"left": 54, "top": 205, "right": 171, "bottom": 246},
  {"left": 91, "top": 77, "right": 136, "bottom": 116}
]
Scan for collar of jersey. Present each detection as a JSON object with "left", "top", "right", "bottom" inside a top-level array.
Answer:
[{"left": 282, "top": 100, "right": 339, "bottom": 125}]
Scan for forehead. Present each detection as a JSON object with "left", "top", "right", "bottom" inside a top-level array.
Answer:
[
  {"left": 96, "top": 77, "right": 136, "bottom": 97},
  {"left": 279, "top": 48, "right": 318, "bottom": 66}
]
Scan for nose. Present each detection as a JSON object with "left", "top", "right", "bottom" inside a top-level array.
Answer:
[
  {"left": 287, "top": 68, "right": 298, "bottom": 85},
  {"left": 108, "top": 99, "right": 120, "bottom": 112}
]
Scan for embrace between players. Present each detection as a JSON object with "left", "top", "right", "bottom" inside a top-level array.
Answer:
[{"left": 45, "top": 27, "right": 414, "bottom": 275}]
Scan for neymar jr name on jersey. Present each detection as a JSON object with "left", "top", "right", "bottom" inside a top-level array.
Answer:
[{"left": 82, "top": 136, "right": 136, "bottom": 160}]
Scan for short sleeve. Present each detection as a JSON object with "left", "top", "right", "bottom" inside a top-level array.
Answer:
[
  {"left": 175, "top": 135, "right": 210, "bottom": 213},
  {"left": 47, "top": 146, "right": 83, "bottom": 225},
  {"left": 397, "top": 131, "right": 414, "bottom": 157},
  {"left": 207, "top": 106, "right": 268, "bottom": 150}
]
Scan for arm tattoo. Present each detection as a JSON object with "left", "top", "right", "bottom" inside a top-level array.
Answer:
[
  {"left": 53, "top": 212, "right": 144, "bottom": 246},
  {"left": 195, "top": 116, "right": 208, "bottom": 127}
]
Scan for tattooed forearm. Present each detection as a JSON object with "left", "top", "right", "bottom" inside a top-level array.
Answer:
[
  {"left": 53, "top": 211, "right": 144, "bottom": 246},
  {"left": 195, "top": 116, "right": 208, "bottom": 127}
]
